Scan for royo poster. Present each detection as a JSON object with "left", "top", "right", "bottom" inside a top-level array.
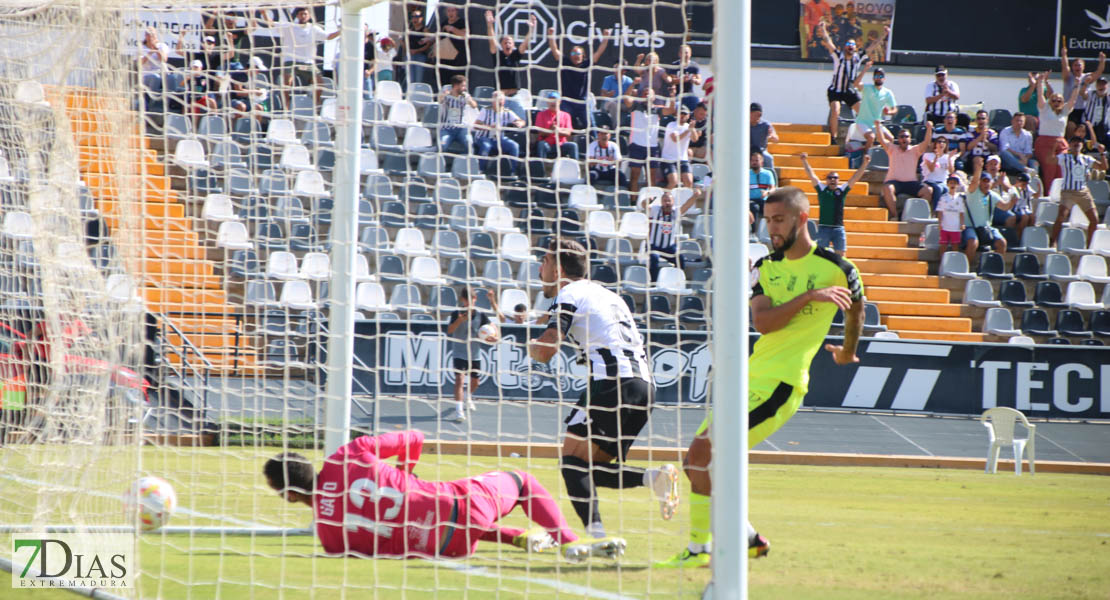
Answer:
[{"left": 799, "top": 0, "right": 895, "bottom": 62}]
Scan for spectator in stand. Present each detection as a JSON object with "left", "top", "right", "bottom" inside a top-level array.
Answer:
[
  {"left": 505, "top": 303, "right": 530, "bottom": 324},
  {"left": 1053, "top": 133, "right": 1107, "bottom": 245},
  {"left": 139, "top": 27, "right": 170, "bottom": 92},
  {"left": 229, "top": 56, "right": 271, "bottom": 121},
  {"left": 533, "top": 91, "right": 577, "bottom": 160},
  {"left": 973, "top": 158, "right": 1016, "bottom": 231},
  {"left": 660, "top": 106, "right": 700, "bottom": 198},
  {"left": 924, "top": 66, "right": 963, "bottom": 127},
  {"left": 670, "top": 44, "right": 702, "bottom": 113},
  {"left": 1060, "top": 40, "right": 1106, "bottom": 139},
  {"left": 435, "top": 4, "right": 469, "bottom": 86},
  {"left": 1017, "top": 71, "right": 1052, "bottom": 133},
  {"left": 485, "top": 10, "right": 535, "bottom": 121},
  {"left": 1005, "top": 172, "right": 1036, "bottom": 239},
  {"left": 962, "top": 172, "right": 1008, "bottom": 263},
  {"left": 404, "top": 8, "right": 433, "bottom": 88},
  {"left": 587, "top": 129, "right": 626, "bottom": 187},
  {"left": 801, "top": 151, "right": 871, "bottom": 257},
  {"left": 935, "top": 175, "right": 965, "bottom": 255},
  {"left": 920, "top": 136, "right": 959, "bottom": 207},
  {"left": 749, "top": 102, "right": 779, "bottom": 171},
  {"left": 853, "top": 66, "right": 897, "bottom": 148},
  {"left": 963, "top": 110, "right": 999, "bottom": 175},
  {"left": 1035, "top": 70, "right": 1082, "bottom": 191},
  {"left": 815, "top": 21, "right": 872, "bottom": 140},
  {"left": 264, "top": 7, "right": 339, "bottom": 109},
  {"left": 600, "top": 60, "right": 634, "bottom": 130},
  {"left": 982, "top": 155, "right": 1012, "bottom": 196},
  {"left": 632, "top": 52, "right": 671, "bottom": 99},
  {"left": 877, "top": 119, "right": 934, "bottom": 220},
  {"left": 183, "top": 59, "right": 216, "bottom": 119},
  {"left": 548, "top": 26, "right": 611, "bottom": 130},
  {"left": 802, "top": 0, "right": 831, "bottom": 57},
  {"left": 625, "top": 88, "right": 663, "bottom": 193},
  {"left": 935, "top": 111, "right": 969, "bottom": 171},
  {"left": 371, "top": 32, "right": 398, "bottom": 83},
  {"left": 999, "top": 112, "right": 1037, "bottom": 176},
  {"left": 473, "top": 91, "right": 525, "bottom": 177},
  {"left": 641, "top": 190, "right": 697, "bottom": 281},
  {"left": 439, "top": 74, "right": 477, "bottom": 154},
  {"left": 690, "top": 102, "right": 710, "bottom": 162},
  {"left": 1083, "top": 76, "right": 1110, "bottom": 149},
  {"left": 749, "top": 153, "right": 776, "bottom": 226}
]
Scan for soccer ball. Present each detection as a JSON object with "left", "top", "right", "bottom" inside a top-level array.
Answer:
[
  {"left": 123, "top": 476, "right": 177, "bottom": 532},
  {"left": 478, "top": 323, "right": 498, "bottom": 343}
]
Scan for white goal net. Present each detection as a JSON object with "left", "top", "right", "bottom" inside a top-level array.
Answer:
[{"left": 0, "top": 0, "right": 719, "bottom": 597}]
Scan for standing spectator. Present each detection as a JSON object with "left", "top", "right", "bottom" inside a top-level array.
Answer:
[
  {"left": 749, "top": 153, "right": 776, "bottom": 226},
  {"left": 548, "top": 26, "right": 611, "bottom": 130},
  {"left": 587, "top": 129, "right": 626, "bottom": 187},
  {"left": 660, "top": 107, "right": 700, "bottom": 195},
  {"left": 935, "top": 111, "right": 969, "bottom": 170},
  {"left": 371, "top": 33, "right": 398, "bottom": 83},
  {"left": 625, "top": 88, "right": 662, "bottom": 192},
  {"left": 816, "top": 21, "right": 871, "bottom": 140},
  {"left": 961, "top": 173, "right": 1008, "bottom": 263},
  {"left": 446, "top": 289, "right": 497, "bottom": 422},
  {"left": 963, "top": 110, "right": 999, "bottom": 174},
  {"left": 670, "top": 44, "right": 702, "bottom": 113},
  {"left": 923, "top": 66, "right": 963, "bottom": 127},
  {"left": 853, "top": 66, "right": 896, "bottom": 148},
  {"left": 485, "top": 10, "right": 535, "bottom": 121},
  {"left": 1053, "top": 134, "right": 1107, "bottom": 245},
  {"left": 935, "top": 175, "right": 965, "bottom": 255},
  {"left": 264, "top": 7, "right": 339, "bottom": 110},
  {"left": 435, "top": 4, "right": 468, "bottom": 86},
  {"left": 877, "top": 120, "right": 934, "bottom": 220},
  {"left": 1017, "top": 71, "right": 1051, "bottom": 133},
  {"left": 919, "top": 137, "right": 959, "bottom": 207},
  {"left": 439, "top": 74, "right": 476, "bottom": 154},
  {"left": 690, "top": 102, "right": 710, "bottom": 162},
  {"left": 1035, "top": 71, "right": 1081, "bottom": 191},
  {"left": 631, "top": 52, "right": 671, "bottom": 98},
  {"left": 473, "top": 91, "right": 525, "bottom": 176},
  {"left": 139, "top": 27, "right": 170, "bottom": 92},
  {"left": 404, "top": 8, "right": 433, "bottom": 88},
  {"left": 1060, "top": 40, "right": 1106, "bottom": 139},
  {"left": 999, "top": 112, "right": 1037, "bottom": 176},
  {"left": 1083, "top": 76, "right": 1110, "bottom": 149},
  {"left": 533, "top": 92, "right": 577, "bottom": 160},
  {"left": 802, "top": 151, "right": 871, "bottom": 257},
  {"left": 600, "top": 60, "right": 634, "bottom": 129},
  {"left": 1005, "top": 172, "right": 1036, "bottom": 239},
  {"left": 750, "top": 102, "right": 779, "bottom": 171},
  {"left": 641, "top": 190, "right": 697, "bottom": 281}
]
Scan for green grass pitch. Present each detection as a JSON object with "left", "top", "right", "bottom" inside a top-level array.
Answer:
[{"left": 2, "top": 446, "right": 1108, "bottom": 599}]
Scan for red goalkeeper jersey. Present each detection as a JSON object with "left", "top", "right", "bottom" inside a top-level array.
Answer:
[{"left": 313, "top": 431, "right": 469, "bottom": 557}]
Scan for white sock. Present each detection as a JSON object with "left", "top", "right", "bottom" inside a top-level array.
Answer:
[
  {"left": 642, "top": 468, "right": 655, "bottom": 487},
  {"left": 456, "top": 401, "right": 464, "bottom": 413},
  {"left": 586, "top": 522, "right": 606, "bottom": 539}
]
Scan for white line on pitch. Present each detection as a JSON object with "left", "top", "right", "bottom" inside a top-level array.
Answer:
[
  {"left": 426, "top": 558, "right": 637, "bottom": 600},
  {"left": 869, "top": 415, "right": 934, "bottom": 456},
  {"left": 1033, "top": 430, "right": 1086, "bottom": 462}
]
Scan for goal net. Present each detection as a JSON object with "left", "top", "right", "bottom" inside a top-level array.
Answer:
[{"left": 0, "top": 0, "right": 720, "bottom": 597}]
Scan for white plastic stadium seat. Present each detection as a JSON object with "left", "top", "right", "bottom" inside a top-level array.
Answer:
[
  {"left": 551, "top": 157, "right": 585, "bottom": 185},
  {"left": 299, "top": 252, "right": 331, "bottom": 281},
  {"left": 467, "top": 179, "right": 502, "bottom": 207},
  {"left": 375, "top": 80, "right": 404, "bottom": 106},
  {"left": 279, "top": 280, "right": 318, "bottom": 311},
  {"left": 499, "top": 232, "right": 536, "bottom": 262},
  {"left": 266, "top": 251, "right": 301, "bottom": 281},
  {"left": 618, "top": 212, "right": 649, "bottom": 240},
  {"left": 569, "top": 184, "right": 602, "bottom": 211},
  {"left": 1008, "top": 335, "right": 1035, "bottom": 346},
  {"left": 482, "top": 206, "right": 518, "bottom": 235},
  {"left": 1089, "top": 229, "right": 1110, "bottom": 257},
  {"left": 939, "top": 251, "right": 975, "bottom": 279},
  {"left": 1064, "top": 281, "right": 1102, "bottom": 310},
  {"left": 202, "top": 194, "right": 239, "bottom": 222},
  {"left": 654, "top": 267, "right": 693, "bottom": 295},
  {"left": 279, "top": 142, "right": 315, "bottom": 171},
  {"left": 982, "top": 307, "right": 1021, "bottom": 337},
  {"left": 294, "top": 170, "right": 329, "bottom": 198},
  {"left": 172, "top": 139, "right": 209, "bottom": 170},
  {"left": 981, "top": 407, "right": 1036, "bottom": 475},
  {"left": 410, "top": 256, "right": 448, "bottom": 285},
  {"left": 1076, "top": 254, "right": 1110, "bottom": 284},
  {"left": 216, "top": 221, "right": 252, "bottom": 250},
  {"left": 354, "top": 254, "right": 376, "bottom": 282},
  {"left": 499, "top": 288, "right": 530, "bottom": 318},
  {"left": 387, "top": 100, "right": 419, "bottom": 127},
  {"left": 355, "top": 282, "right": 390, "bottom": 311},
  {"left": 393, "top": 227, "right": 432, "bottom": 257},
  {"left": 586, "top": 211, "right": 622, "bottom": 238},
  {"left": 266, "top": 118, "right": 298, "bottom": 145},
  {"left": 2, "top": 211, "right": 34, "bottom": 240},
  {"left": 963, "top": 279, "right": 1001, "bottom": 307}
]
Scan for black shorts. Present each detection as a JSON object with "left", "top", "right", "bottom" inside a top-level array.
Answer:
[
  {"left": 282, "top": 61, "right": 319, "bottom": 88},
  {"left": 564, "top": 377, "right": 653, "bottom": 460},
  {"left": 886, "top": 180, "right": 922, "bottom": 196},
  {"left": 453, "top": 357, "right": 481, "bottom": 376},
  {"left": 659, "top": 160, "right": 691, "bottom": 177},
  {"left": 627, "top": 142, "right": 658, "bottom": 162},
  {"left": 827, "top": 88, "right": 861, "bottom": 105}
]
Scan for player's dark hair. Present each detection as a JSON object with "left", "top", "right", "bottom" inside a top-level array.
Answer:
[
  {"left": 548, "top": 238, "right": 588, "bottom": 280},
  {"left": 764, "top": 186, "right": 810, "bottom": 216},
  {"left": 264, "top": 452, "right": 315, "bottom": 494},
  {"left": 458, "top": 287, "right": 470, "bottom": 301}
]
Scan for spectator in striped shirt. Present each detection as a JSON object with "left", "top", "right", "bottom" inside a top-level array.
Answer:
[
  {"left": 816, "top": 21, "right": 872, "bottom": 139},
  {"left": 439, "top": 74, "right": 477, "bottom": 154},
  {"left": 1052, "top": 134, "right": 1107, "bottom": 246},
  {"left": 472, "top": 91, "right": 525, "bottom": 176},
  {"left": 924, "top": 66, "right": 963, "bottom": 127},
  {"left": 1082, "top": 76, "right": 1110, "bottom": 149},
  {"left": 642, "top": 190, "right": 696, "bottom": 281},
  {"left": 587, "top": 129, "right": 627, "bottom": 187}
]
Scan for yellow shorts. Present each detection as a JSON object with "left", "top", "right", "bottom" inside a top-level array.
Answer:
[{"left": 694, "top": 377, "right": 804, "bottom": 449}]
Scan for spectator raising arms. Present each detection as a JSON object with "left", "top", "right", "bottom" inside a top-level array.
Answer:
[
  {"left": 801, "top": 151, "right": 871, "bottom": 257},
  {"left": 1060, "top": 38, "right": 1106, "bottom": 139},
  {"left": 815, "top": 21, "right": 872, "bottom": 140},
  {"left": 853, "top": 65, "right": 896, "bottom": 149},
  {"left": 1035, "top": 70, "right": 1082, "bottom": 191},
  {"left": 1017, "top": 71, "right": 1052, "bottom": 133},
  {"left": 670, "top": 44, "right": 702, "bottom": 112},
  {"left": 600, "top": 60, "right": 634, "bottom": 130},
  {"left": 548, "top": 26, "right": 611, "bottom": 130},
  {"left": 641, "top": 190, "right": 697, "bottom": 281},
  {"left": 924, "top": 66, "right": 962, "bottom": 127},
  {"left": 660, "top": 106, "right": 700, "bottom": 199},
  {"left": 625, "top": 88, "right": 663, "bottom": 193},
  {"left": 877, "top": 119, "right": 933, "bottom": 220},
  {"left": 1083, "top": 76, "right": 1110, "bottom": 149},
  {"left": 486, "top": 10, "right": 535, "bottom": 121}
]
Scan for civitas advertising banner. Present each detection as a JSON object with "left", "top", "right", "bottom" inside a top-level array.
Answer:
[
  {"left": 1060, "top": 0, "right": 1110, "bottom": 58},
  {"left": 798, "top": 0, "right": 895, "bottom": 62}
]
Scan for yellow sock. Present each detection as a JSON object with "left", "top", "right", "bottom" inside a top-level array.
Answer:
[{"left": 689, "top": 492, "right": 712, "bottom": 546}]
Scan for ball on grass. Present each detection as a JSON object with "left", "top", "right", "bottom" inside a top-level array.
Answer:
[{"left": 123, "top": 476, "right": 177, "bottom": 532}]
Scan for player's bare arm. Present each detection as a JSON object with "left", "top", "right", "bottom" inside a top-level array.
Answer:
[
  {"left": 528, "top": 327, "right": 561, "bottom": 362},
  {"left": 824, "top": 297, "right": 863, "bottom": 365},
  {"left": 751, "top": 286, "right": 853, "bottom": 335}
]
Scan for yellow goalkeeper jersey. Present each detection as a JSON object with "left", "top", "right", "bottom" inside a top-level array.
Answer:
[{"left": 749, "top": 244, "right": 864, "bottom": 395}]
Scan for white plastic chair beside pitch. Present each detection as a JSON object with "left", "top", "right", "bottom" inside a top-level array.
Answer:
[{"left": 981, "top": 407, "right": 1036, "bottom": 475}]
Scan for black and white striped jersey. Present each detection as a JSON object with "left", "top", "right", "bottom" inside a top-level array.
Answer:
[{"left": 546, "top": 280, "right": 651, "bottom": 382}]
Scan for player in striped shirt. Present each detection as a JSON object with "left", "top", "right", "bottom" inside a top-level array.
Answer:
[
  {"left": 264, "top": 430, "right": 629, "bottom": 561},
  {"left": 528, "top": 238, "right": 680, "bottom": 540}
]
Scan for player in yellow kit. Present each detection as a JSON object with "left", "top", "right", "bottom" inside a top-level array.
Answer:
[{"left": 656, "top": 185, "right": 865, "bottom": 568}]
